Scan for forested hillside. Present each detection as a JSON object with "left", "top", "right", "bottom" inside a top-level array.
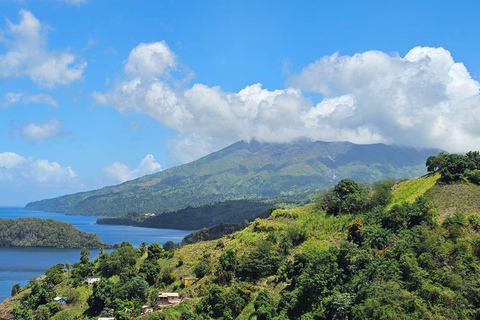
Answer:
[
  {"left": 5, "top": 152, "right": 480, "bottom": 319},
  {"left": 96, "top": 199, "right": 281, "bottom": 230},
  {"left": 0, "top": 218, "right": 105, "bottom": 248},
  {"left": 26, "top": 140, "right": 439, "bottom": 217}
]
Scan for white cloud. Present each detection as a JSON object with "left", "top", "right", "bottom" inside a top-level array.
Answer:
[
  {"left": 103, "top": 154, "right": 162, "bottom": 183},
  {"left": 0, "top": 152, "right": 27, "bottom": 169},
  {"left": 1, "top": 92, "right": 58, "bottom": 108},
  {"left": 0, "top": 9, "right": 86, "bottom": 87},
  {"left": 11, "top": 118, "right": 70, "bottom": 142},
  {"left": 291, "top": 46, "right": 480, "bottom": 152},
  {"left": 0, "top": 151, "right": 77, "bottom": 186},
  {"left": 124, "top": 41, "right": 177, "bottom": 78},
  {"left": 95, "top": 43, "right": 480, "bottom": 162}
]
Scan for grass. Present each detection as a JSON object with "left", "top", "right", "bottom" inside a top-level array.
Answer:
[
  {"left": 425, "top": 181, "right": 480, "bottom": 217},
  {"left": 388, "top": 173, "right": 440, "bottom": 209}
]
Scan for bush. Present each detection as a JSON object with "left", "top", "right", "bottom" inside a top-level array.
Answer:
[
  {"left": 194, "top": 261, "right": 211, "bottom": 278},
  {"left": 465, "top": 169, "right": 480, "bottom": 185},
  {"left": 319, "top": 179, "right": 367, "bottom": 215},
  {"left": 237, "top": 240, "right": 283, "bottom": 280}
]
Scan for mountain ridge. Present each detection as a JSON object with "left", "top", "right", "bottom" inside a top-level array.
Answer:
[{"left": 25, "top": 139, "right": 441, "bottom": 217}]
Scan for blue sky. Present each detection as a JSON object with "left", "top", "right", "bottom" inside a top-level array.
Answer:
[{"left": 0, "top": 0, "right": 480, "bottom": 205}]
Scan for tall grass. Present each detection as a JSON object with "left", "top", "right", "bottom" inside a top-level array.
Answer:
[{"left": 388, "top": 173, "right": 439, "bottom": 209}]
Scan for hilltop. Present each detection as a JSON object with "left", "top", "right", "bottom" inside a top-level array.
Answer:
[
  {"left": 6, "top": 153, "right": 480, "bottom": 319},
  {"left": 0, "top": 218, "right": 106, "bottom": 248},
  {"left": 26, "top": 140, "right": 439, "bottom": 217}
]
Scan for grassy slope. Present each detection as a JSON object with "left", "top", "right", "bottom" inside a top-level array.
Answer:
[
  {"left": 425, "top": 181, "right": 480, "bottom": 217},
  {"left": 388, "top": 173, "right": 440, "bottom": 209},
  {"left": 388, "top": 173, "right": 480, "bottom": 220}
]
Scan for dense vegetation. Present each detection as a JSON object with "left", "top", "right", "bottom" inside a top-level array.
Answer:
[
  {"left": 427, "top": 151, "right": 480, "bottom": 183},
  {"left": 0, "top": 218, "right": 106, "bottom": 248},
  {"left": 26, "top": 140, "right": 438, "bottom": 217},
  {"left": 96, "top": 199, "right": 277, "bottom": 230},
  {"left": 8, "top": 152, "right": 480, "bottom": 319}
]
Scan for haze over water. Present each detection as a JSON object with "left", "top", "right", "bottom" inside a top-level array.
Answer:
[{"left": 0, "top": 207, "right": 192, "bottom": 303}]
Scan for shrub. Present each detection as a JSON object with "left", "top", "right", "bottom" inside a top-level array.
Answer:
[
  {"left": 194, "top": 261, "right": 210, "bottom": 278},
  {"left": 319, "top": 179, "right": 367, "bottom": 215}
]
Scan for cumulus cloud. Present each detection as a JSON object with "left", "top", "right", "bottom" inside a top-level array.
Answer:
[
  {"left": 291, "top": 46, "right": 480, "bottom": 152},
  {"left": 1, "top": 92, "right": 58, "bottom": 108},
  {"left": 11, "top": 118, "right": 70, "bottom": 142},
  {"left": 0, "top": 151, "right": 77, "bottom": 186},
  {"left": 94, "top": 43, "right": 480, "bottom": 162},
  {"left": 103, "top": 154, "right": 162, "bottom": 183},
  {"left": 0, "top": 152, "right": 27, "bottom": 169},
  {"left": 0, "top": 9, "right": 86, "bottom": 87},
  {"left": 124, "top": 41, "right": 177, "bottom": 78}
]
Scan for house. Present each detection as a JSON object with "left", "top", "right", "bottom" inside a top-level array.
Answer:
[
  {"left": 1, "top": 314, "right": 15, "bottom": 320},
  {"left": 141, "top": 305, "right": 153, "bottom": 314},
  {"left": 182, "top": 277, "right": 197, "bottom": 286},
  {"left": 85, "top": 276, "right": 101, "bottom": 284},
  {"left": 54, "top": 297, "right": 66, "bottom": 304},
  {"left": 156, "top": 292, "right": 180, "bottom": 306}
]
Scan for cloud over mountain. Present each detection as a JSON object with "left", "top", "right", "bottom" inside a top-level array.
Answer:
[{"left": 94, "top": 42, "right": 480, "bottom": 162}]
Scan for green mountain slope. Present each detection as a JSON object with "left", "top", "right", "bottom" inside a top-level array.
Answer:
[
  {"left": 26, "top": 140, "right": 440, "bottom": 217},
  {"left": 6, "top": 172, "right": 480, "bottom": 320}
]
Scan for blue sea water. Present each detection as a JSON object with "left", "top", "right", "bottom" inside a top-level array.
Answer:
[{"left": 0, "top": 207, "right": 192, "bottom": 303}]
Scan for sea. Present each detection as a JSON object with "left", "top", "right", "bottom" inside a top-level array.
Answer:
[{"left": 0, "top": 207, "right": 192, "bottom": 303}]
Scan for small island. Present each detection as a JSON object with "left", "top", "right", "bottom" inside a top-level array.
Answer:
[{"left": 0, "top": 217, "right": 107, "bottom": 248}]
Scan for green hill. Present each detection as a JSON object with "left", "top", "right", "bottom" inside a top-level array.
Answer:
[
  {"left": 25, "top": 140, "right": 440, "bottom": 217},
  {"left": 0, "top": 217, "right": 106, "bottom": 248},
  {"left": 7, "top": 161, "right": 480, "bottom": 319}
]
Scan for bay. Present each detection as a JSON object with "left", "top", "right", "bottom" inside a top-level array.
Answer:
[{"left": 0, "top": 207, "right": 192, "bottom": 303}]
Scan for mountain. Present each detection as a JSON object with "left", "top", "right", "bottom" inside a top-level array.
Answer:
[{"left": 25, "top": 140, "right": 441, "bottom": 217}]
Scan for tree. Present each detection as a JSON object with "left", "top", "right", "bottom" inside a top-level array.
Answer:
[
  {"left": 439, "top": 154, "right": 470, "bottom": 182},
  {"left": 11, "top": 283, "right": 20, "bottom": 297},
  {"left": 320, "top": 179, "right": 367, "bottom": 215},
  {"left": 254, "top": 290, "right": 276, "bottom": 320},
  {"left": 426, "top": 153, "right": 445, "bottom": 173},
  {"left": 347, "top": 218, "right": 363, "bottom": 245},
  {"left": 31, "top": 280, "right": 56, "bottom": 306},
  {"left": 80, "top": 247, "right": 90, "bottom": 264},
  {"left": 45, "top": 263, "right": 65, "bottom": 284},
  {"left": 12, "top": 302, "right": 33, "bottom": 320},
  {"left": 237, "top": 240, "right": 283, "bottom": 280},
  {"left": 194, "top": 261, "right": 210, "bottom": 278},
  {"left": 369, "top": 179, "right": 395, "bottom": 209},
  {"left": 139, "top": 259, "right": 161, "bottom": 285},
  {"left": 147, "top": 243, "right": 164, "bottom": 260},
  {"left": 324, "top": 293, "right": 353, "bottom": 320},
  {"left": 125, "top": 276, "right": 149, "bottom": 301},
  {"left": 163, "top": 240, "right": 176, "bottom": 251},
  {"left": 87, "top": 278, "right": 113, "bottom": 315},
  {"left": 139, "top": 241, "right": 148, "bottom": 256}
]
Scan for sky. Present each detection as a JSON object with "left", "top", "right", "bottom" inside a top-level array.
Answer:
[{"left": 0, "top": 0, "right": 480, "bottom": 205}]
